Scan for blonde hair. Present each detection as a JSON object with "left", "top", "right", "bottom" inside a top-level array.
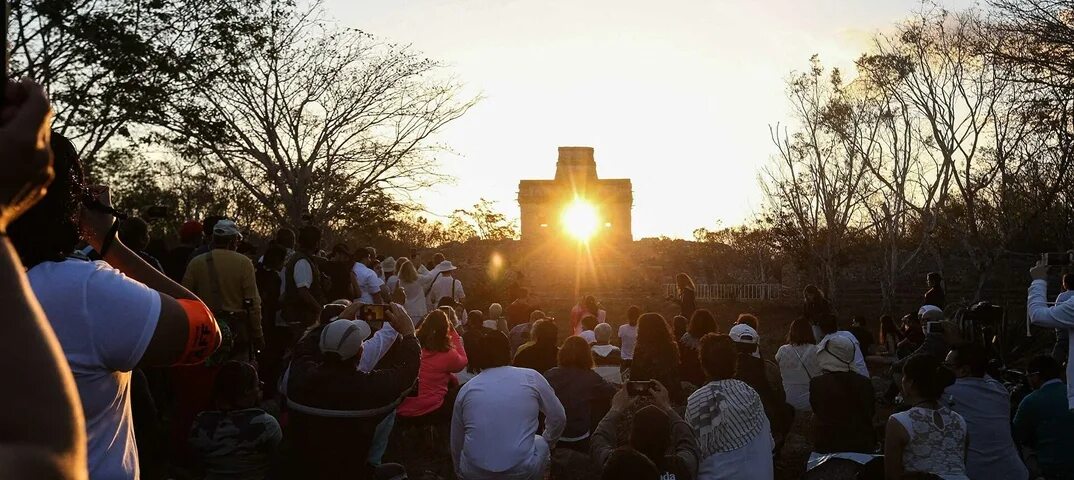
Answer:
[{"left": 397, "top": 258, "right": 418, "bottom": 283}]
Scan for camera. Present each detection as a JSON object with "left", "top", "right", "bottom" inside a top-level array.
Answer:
[{"left": 1042, "top": 252, "right": 1073, "bottom": 266}]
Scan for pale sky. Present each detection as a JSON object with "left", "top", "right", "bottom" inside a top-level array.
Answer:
[{"left": 325, "top": 0, "right": 975, "bottom": 239}]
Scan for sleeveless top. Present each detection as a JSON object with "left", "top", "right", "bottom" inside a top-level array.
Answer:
[{"left": 891, "top": 406, "right": 969, "bottom": 479}]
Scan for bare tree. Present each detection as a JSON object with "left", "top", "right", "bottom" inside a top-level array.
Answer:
[
  {"left": 763, "top": 55, "right": 873, "bottom": 302},
  {"left": 159, "top": 2, "right": 478, "bottom": 229}
]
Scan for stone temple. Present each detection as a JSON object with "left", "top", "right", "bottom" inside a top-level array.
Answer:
[{"left": 517, "top": 146, "right": 633, "bottom": 243}]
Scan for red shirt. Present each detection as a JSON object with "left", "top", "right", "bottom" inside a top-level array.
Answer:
[{"left": 397, "top": 330, "right": 468, "bottom": 417}]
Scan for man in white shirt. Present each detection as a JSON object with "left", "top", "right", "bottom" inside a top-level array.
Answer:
[
  {"left": 815, "top": 314, "right": 869, "bottom": 377},
  {"left": 427, "top": 260, "right": 466, "bottom": 313},
  {"left": 1028, "top": 260, "right": 1074, "bottom": 411},
  {"left": 452, "top": 330, "right": 564, "bottom": 479},
  {"left": 1052, "top": 274, "right": 1074, "bottom": 362},
  {"left": 352, "top": 247, "right": 385, "bottom": 304}
]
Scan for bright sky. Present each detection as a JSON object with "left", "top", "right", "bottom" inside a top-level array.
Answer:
[{"left": 325, "top": 0, "right": 974, "bottom": 239}]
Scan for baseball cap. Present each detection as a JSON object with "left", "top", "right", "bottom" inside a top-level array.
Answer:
[
  {"left": 918, "top": 305, "right": 944, "bottom": 322},
  {"left": 319, "top": 319, "right": 372, "bottom": 360},
  {"left": 212, "top": 219, "right": 242, "bottom": 238},
  {"left": 382, "top": 257, "right": 397, "bottom": 273},
  {"left": 729, "top": 323, "right": 759, "bottom": 344}
]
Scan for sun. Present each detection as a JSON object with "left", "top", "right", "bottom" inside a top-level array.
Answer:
[{"left": 561, "top": 198, "right": 599, "bottom": 242}]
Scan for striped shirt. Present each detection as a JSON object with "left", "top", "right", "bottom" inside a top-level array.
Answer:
[{"left": 686, "top": 379, "right": 765, "bottom": 454}]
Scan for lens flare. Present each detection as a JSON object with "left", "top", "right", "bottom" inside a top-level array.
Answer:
[{"left": 561, "top": 198, "right": 599, "bottom": 242}]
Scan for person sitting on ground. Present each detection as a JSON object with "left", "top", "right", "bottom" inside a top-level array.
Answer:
[
  {"left": 809, "top": 335, "right": 876, "bottom": 454},
  {"left": 885, "top": 354, "right": 967, "bottom": 480},
  {"left": 617, "top": 305, "right": 641, "bottom": 369},
  {"left": 775, "top": 317, "right": 819, "bottom": 413},
  {"left": 1014, "top": 355, "right": 1074, "bottom": 480},
  {"left": 686, "top": 334, "right": 774, "bottom": 479},
  {"left": 485, "top": 302, "right": 508, "bottom": 333},
  {"left": 943, "top": 343, "right": 1028, "bottom": 480},
  {"left": 506, "top": 287, "right": 536, "bottom": 330},
  {"left": 451, "top": 329, "right": 565, "bottom": 479},
  {"left": 579, "top": 314, "right": 600, "bottom": 344},
  {"left": 592, "top": 384, "right": 699, "bottom": 480},
  {"left": 183, "top": 219, "right": 264, "bottom": 361},
  {"left": 816, "top": 314, "right": 869, "bottom": 377},
  {"left": 189, "top": 361, "right": 281, "bottom": 480},
  {"left": 9, "top": 131, "right": 222, "bottom": 479},
  {"left": 670, "top": 315, "right": 688, "bottom": 343},
  {"left": 545, "top": 336, "right": 617, "bottom": 453},
  {"left": 631, "top": 313, "right": 684, "bottom": 405},
  {"left": 679, "top": 309, "right": 718, "bottom": 388},
  {"left": 397, "top": 309, "right": 468, "bottom": 424},
  {"left": 600, "top": 447, "right": 661, "bottom": 480},
  {"left": 513, "top": 318, "right": 560, "bottom": 374},
  {"left": 0, "top": 79, "right": 88, "bottom": 478},
  {"left": 730, "top": 323, "right": 790, "bottom": 450},
  {"left": 592, "top": 323, "right": 624, "bottom": 385},
  {"left": 284, "top": 304, "right": 418, "bottom": 479},
  {"left": 510, "top": 309, "right": 545, "bottom": 357},
  {"left": 571, "top": 294, "right": 607, "bottom": 335},
  {"left": 867, "top": 315, "right": 902, "bottom": 365},
  {"left": 898, "top": 314, "right": 926, "bottom": 355},
  {"left": 848, "top": 315, "right": 876, "bottom": 355},
  {"left": 461, "top": 309, "right": 487, "bottom": 338},
  {"left": 895, "top": 307, "right": 959, "bottom": 371}
]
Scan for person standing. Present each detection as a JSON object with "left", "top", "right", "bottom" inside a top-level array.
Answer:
[
  {"left": 924, "top": 272, "right": 946, "bottom": 309},
  {"left": 183, "top": 219, "right": 264, "bottom": 361},
  {"left": 506, "top": 287, "right": 537, "bottom": 330},
  {"left": 670, "top": 273, "right": 697, "bottom": 320},
  {"left": 802, "top": 285, "right": 833, "bottom": 342},
  {"left": 164, "top": 220, "right": 202, "bottom": 282},
  {"left": 1052, "top": 274, "right": 1074, "bottom": 363},
  {"left": 281, "top": 226, "right": 327, "bottom": 337},
  {"left": 943, "top": 344, "right": 1028, "bottom": 480},
  {"left": 353, "top": 247, "right": 386, "bottom": 304},
  {"left": 571, "top": 295, "right": 607, "bottom": 336},
  {"left": 1014, "top": 355, "right": 1074, "bottom": 480},
  {"left": 631, "top": 313, "right": 684, "bottom": 405},
  {"left": 395, "top": 258, "right": 429, "bottom": 323},
  {"left": 10, "top": 132, "right": 222, "bottom": 479},
  {"left": 451, "top": 330, "right": 565, "bottom": 480},
  {"left": 426, "top": 260, "right": 466, "bottom": 321}
]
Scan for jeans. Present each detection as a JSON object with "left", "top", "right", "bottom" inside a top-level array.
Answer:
[{"left": 368, "top": 409, "right": 397, "bottom": 465}]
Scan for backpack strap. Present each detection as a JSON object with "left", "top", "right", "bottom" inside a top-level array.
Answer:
[{"left": 205, "top": 251, "right": 225, "bottom": 313}]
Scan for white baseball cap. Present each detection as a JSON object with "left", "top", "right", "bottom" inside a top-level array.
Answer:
[
  {"left": 918, "top": 305, "right": 944, "bottom": 322},
  {"left": 729, "top": 323, "right": 759, "bottom": 345},
  {"left": 212, "top": 219, "right": 242, "bottom": 238},
  {"left": 319, "top": 319, "right": 372, "bottom": 360}
]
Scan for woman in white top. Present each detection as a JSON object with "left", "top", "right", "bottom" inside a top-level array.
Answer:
[
  {"left": 775, "top": 317, "right": 820, "bottom": 412},
  {"left": 616, "top": 305, "right": 641, "bottom": 365},
  {"left": 886, "top": 354, "right": 968, "bottom": 480},
  {"left": 393, "top": 259, "right": 428, "bottom": 323}
]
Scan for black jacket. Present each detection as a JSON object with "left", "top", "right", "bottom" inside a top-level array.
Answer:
[
  {"left": 809, "top": 371, "right": 876, "bottom": 454},
  {"left": 285, "top": 328, "right": 419, "bottom": 479}
]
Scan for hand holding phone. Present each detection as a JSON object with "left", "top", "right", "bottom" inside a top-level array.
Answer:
[{"left": 626, "top": 380, "right": 656, "bottom": 397}]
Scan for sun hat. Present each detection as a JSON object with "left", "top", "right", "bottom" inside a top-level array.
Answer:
[
  {"left": 434, "top": 260, "right": 458, "bottom": 273},
  {"left": 729, "top": 323, "right": 759, "bottom": 345},
  {"left": 212, "top": 219, "right": 242, "bottom": 238},
  {"left": 319, "top": 319, "right": 372, "bottom": 360},
  {"left": 818, "top": 335, "right": 855, "bottom": 373},
  {"left": 381, "top": 257, "right": 397, "bottom": 273}
]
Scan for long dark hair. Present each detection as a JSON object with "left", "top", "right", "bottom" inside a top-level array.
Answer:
[
  {"left": 687, "top": 309, "right": 718, "bottom": 339},
  {"left": 635, "top": 313, "right": 678, "bottom": 362},
  {"left": 879, "top": 315, "right": 900, "bottom": 345},
  {"left": 675, "top": 272, "right": 696, "bottom": 293},
  {"left": 786, "top": 317, "right": 814, "bottom": 345},
  {"left": 583, "top": 295, "right": 600, "bottom": 315},
  {"left": 903, "top": 354, "right": 955, "bottom": 401},
  {"left": 558, "top": 336, "right": 594, "bottom": 369},
  {"left": 9, "top": 133, "right": 85, "bottom": 267}
]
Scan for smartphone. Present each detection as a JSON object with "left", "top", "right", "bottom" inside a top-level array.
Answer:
[
  {"left": 359, "top": 304, "right": 388, "bottom": 323},
  {"left": 1043, "top": 252, "right": 1072, "bottom": 266},
  {"left": 926, "top": 321, "right": 945, "bottom": 335},
  {"left": 626, "top": 380, "right": 654, "bottom": 397}
]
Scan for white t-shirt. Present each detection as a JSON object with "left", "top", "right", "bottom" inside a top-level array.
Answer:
[
  {"left": 427, "top": 275, "right": 465, "bottom": 309},
  {"left": 579, "top": 330, "right": 596, "bottom": 344},
  {"left": 618, "top": 324, "right": 638, "bottom": 360},
  {"left": 293, "top": 258, "right": 313, "bottom": 288},
  {"left": 28, "top": 259, "right": 162, "bottom": 479},
  {"left": 352, "top": 262, "right": 383, "bottom": 304},
  {"left": 398, "top": 279, "right": 428, "bottom": 323},
  {"left": 775, "top": 343, "right": 820, "bottom": 412}
]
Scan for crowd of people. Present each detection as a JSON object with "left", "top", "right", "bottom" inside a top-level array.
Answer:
[{"left": 4, "top": 78, "right": 1074, "bottom": 480}]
